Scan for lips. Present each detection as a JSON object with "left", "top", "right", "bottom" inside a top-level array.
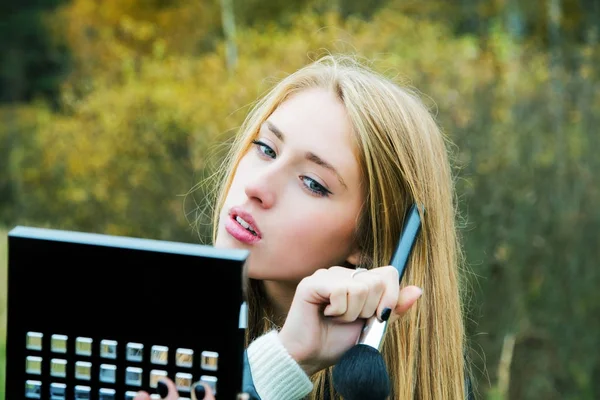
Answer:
[{"left": 225, "top": 207, "right": 262, "bottom": 244}]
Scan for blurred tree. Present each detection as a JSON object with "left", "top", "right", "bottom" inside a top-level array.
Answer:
[
  {"left": 0, "top": 0, "right": 71, "bottom": 104},
  {"left": 51, "top": 0, "right": 222, "bottom": 101},
  {"left": 0, "top": 1, "right": 599, "bottom": 398}
]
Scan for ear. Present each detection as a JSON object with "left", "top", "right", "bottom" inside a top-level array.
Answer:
[{"left": 345, "top": 247, "right": 362, "bottom": 268}]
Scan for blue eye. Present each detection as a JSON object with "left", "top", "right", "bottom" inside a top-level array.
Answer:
[
  {"left": 301, "top": 176, "right": 331, "bottom": 197},
  {"left": 251, "top": 139, "right": 331, "bottom": 198},
  {"left": 251, "top": 140, "right": 276, "bottom": 159}
]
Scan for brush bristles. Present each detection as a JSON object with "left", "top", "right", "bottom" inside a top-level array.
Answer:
[{"left": 332, "top": 344, "right": 390, "bottom": 400}]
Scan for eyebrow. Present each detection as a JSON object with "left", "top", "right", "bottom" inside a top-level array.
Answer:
[{"left": 264, "top": 120, "right": 348, "bottom": 189}]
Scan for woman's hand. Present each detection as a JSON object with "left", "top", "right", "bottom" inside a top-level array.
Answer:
[
  {"left": 133, "top": 378, "right": 216, "bottom": 400},
  {"left": 278, "top": 266, "right": 423, "bottom": 376}
]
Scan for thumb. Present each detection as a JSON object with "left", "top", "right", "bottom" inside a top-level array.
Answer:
[
  {"left": 191, "top": 382, "right": 215, "bottom": 400},
  {"left": 389, "top": 285, "right": 423, "bottom": 325}
]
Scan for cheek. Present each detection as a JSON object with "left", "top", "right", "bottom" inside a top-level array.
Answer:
[
  {"left": 278, "top": 208, "right": 357, "bottom": 268},
  {"left": 224, "top": 158, "right": 252, "bottom": 201},
  {"left": 215, "top": 159, "right": 251, "bottom": 241}
]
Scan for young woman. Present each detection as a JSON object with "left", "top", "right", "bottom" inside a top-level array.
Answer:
[{"left": 135, "top": 54, "right": 471, "bottom": 400}]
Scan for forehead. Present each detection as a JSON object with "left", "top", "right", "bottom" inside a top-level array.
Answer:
[{"left": 266, "top": 88, "right": 357, "bottom": 159}]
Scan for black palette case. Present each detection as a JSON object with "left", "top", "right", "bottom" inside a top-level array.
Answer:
[{"left": 4, "top": 226, "right": 249, "bottom": 400}]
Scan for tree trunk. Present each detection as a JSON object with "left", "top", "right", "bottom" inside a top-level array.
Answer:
[
  {"left": 220, "top": 0, "right": 237, "bottom": 73},
  {"left": 547, "top": 0, "right": 565, "bottom": 201}
]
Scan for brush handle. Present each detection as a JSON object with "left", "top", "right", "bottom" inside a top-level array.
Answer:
[
  {"left": 388, "top": 203, "right": 423, "bottom": 282},
  {"left": 356, "top": 204, "right": 423, "bottom": 350},
  {"left": 357, "top": 317, "right": 389, "bottom": 349}
]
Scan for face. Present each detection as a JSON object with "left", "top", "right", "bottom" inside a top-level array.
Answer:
[{"left": 215, "top": 87, "right": 364, "bottom": 285}]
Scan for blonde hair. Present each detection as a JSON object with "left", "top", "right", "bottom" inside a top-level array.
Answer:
[{"left": 210, "top": 54, "right": 468, "bottom": 399}]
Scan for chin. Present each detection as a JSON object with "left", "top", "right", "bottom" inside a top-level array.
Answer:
[
  {"left": 245, "top": 265, "right": 274, "bottom": 281},
  {"left": 244, "top": 263, "right": 261, "bottom": 279},
  {"left": 245, "top": 266, "right": 301, "bottom": 283}
]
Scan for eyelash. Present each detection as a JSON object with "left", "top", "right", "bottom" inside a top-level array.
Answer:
[{"left": 250, "top": 140, "right": 332, "bottom": 198}]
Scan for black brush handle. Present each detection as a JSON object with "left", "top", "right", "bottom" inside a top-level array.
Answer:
[
  {"left": 355, "top": 203, "right": 423, "bottom": 349},
  {"left": 388, "top": 203, "right": 423, "bottom": 281}
]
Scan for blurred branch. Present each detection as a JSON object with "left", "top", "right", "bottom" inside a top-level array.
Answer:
[
  {"left": 497, "top": 333, "right": 516, "bottom": 399},
  {"left": 220, "top": 0, "right": 237, "bottom": 73},
  {"left": 547, "top": 0, "right": 565, "bottom": 203}
]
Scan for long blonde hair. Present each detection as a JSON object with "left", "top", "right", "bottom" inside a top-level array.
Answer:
[{"left": 210, "top": 54, "right": 468, "bottom": 399}]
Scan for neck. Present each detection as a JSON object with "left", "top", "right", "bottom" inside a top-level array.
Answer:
[{"left": 262, "top": 279, "right": 298, "bottom": 324}]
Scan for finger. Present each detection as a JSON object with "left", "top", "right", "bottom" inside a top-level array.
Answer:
[
  {"left": 388, "top": 285, "right": 423, "bottom": 324},
  {"left": 298, "top": 269, "right": 348, "bottom": 316},
  {"left": 352, "top": 273, "right": 386, "bottom": 318},
  {"left": 134, "top": 392, "right": 151, "bottom": 400},
  {"left": 370, "top": 266, "right": 401, "bottom": 320},
  {"left": 323, "top": 284, "right": 348, "bottom": 317},
  {"left": 332, "top": 280, "right": 368, "bottom": 322},
  {"left": 191, "top": 382, "right": 216, "bottom": 400},
  {"left": 157, "top": 378, "right": 180, "bottom": 400}
]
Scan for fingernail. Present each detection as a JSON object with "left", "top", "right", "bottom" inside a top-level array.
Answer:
[
  {"left": 157, "top": 380, "right": 169, "bottom": 398},
  {"left": 194, "top": 383, "right": 206, "bottom": 400},
  {"left": 380, "top": 307, "right": 392, "bottom": 321}
]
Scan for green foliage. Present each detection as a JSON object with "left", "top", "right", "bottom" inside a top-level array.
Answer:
[
  {"left": 0, "top": 1, "right": 71, "bottom": 103},
  {"left": 0, "top": 1, "right": 599, "bottom": 399}
]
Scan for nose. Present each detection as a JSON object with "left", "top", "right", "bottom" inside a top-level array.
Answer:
[{"left": 244, "top": 168, "right": 277, "bottom": 209}]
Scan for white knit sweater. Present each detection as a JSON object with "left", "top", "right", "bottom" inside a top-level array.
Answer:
[{"left": 247, "top": 330, "right": 314, "bottom": 399}]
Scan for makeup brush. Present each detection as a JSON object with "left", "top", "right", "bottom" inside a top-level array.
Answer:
[{"left": 332, "top": 203, "right": 423, "bottom": 400}]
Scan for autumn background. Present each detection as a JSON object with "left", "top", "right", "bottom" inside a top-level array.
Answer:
[{"left": 1, "top": 0, "right": 599, "bottom": 398}]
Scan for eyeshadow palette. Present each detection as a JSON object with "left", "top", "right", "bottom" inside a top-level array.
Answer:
[{"left": 4, "top": 226, "right": 249, "bottom": 400}]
